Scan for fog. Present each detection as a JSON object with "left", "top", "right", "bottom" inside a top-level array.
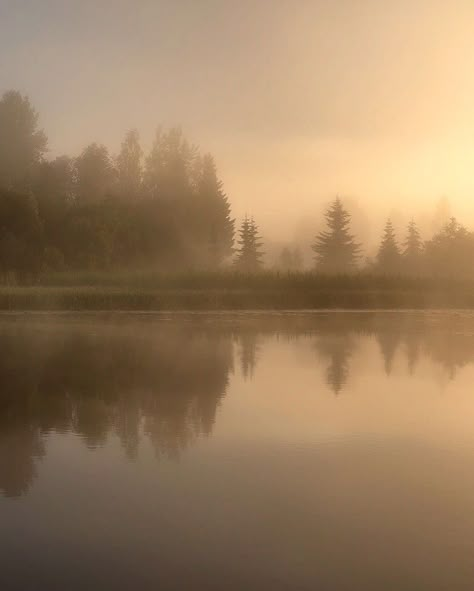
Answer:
[{"left": 2, "top": 0, "right": 474, "bottom": 247}]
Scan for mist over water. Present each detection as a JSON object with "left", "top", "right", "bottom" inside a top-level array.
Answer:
[
  {"left": 2, "top": 312, "right": 474, "bottom": 590},
  {"left": 4, "top": 2, "right": 474, "bottom": 588}
]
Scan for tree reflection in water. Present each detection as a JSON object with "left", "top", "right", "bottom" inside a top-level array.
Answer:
[{"left": 1, "top": 313, "right": 474, "bottom": 498}]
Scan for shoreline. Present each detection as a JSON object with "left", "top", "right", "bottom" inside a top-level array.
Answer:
[{"left": 0, "top": 285, "right": 473, "bottom": 311}]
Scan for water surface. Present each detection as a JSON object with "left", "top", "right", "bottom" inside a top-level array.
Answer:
[{"left": 1, "top": 311, "right": 474, "bottom": 590}]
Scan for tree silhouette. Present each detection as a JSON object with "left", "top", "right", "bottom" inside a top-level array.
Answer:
[
  {"left": 0, "top": 321, "right": 234, "bottom": 497},
  {"left": 425, "top": 217, "right": 474, "bottom": 278},
  {"left": 276, "top": 246, "right": 303, "bottom": 272},
  {"left": 315, "top": 334, "right": 355, "bottom": 395},
  {"left": 376, "top": 329, "right": 402, "bottom": 375},
  {"left": 376, "top": 219, "right": 401, "bottom": 273},
  {"left": 0, "top": 424, "right": 45, "bottom": 498},
  {"left": 0, "top": 91, "right": 47, "bottom": 191},
  {"left": 144, "top": 127, "right": 195, "bottom": 199},
  {"left": 75, "top": 143, "right": 115, "bottom": 203},
  {"left": 234, "top": 216, "right": 264, "bottom": 272},
  {"left": 403, "top": 331, "right": 422, "bottom": 375},
  {"left": 33, "top": 156, "right": 75, "bottom": 270},
  {"left": 312, "top": 198, "right": 360, "bottom": 273},
  {"left": 194, "top": 153, "right": 234, "bottom": 267},
  {"left": 116, "top": 129, "right": 143, "bottom": 199},
  {"left": 0, "top": 89, "right": 241, "bottom": 276},
  {"left": 402, "top": 220, "right": 423, "bottom": 275},
  {"left": 0, "top": 189, "right": 43, "bottom": 281},
  {"left": 9, "top": 87, "right": 474, "bottom": 281},
  {"left": 238, "top": 333, "right": 261, "bottom": 379}
]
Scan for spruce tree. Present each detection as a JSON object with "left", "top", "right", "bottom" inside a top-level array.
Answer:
[
  {"left": 376, "top": 219, "right": 401, "bottom": 273},
  {"left": 234, "top": 216, "right": 264, "bottom": 272},
  {"left": 196, "top": 154, "right": 234, "bottom": 267},
  {"left": 402, "top": 220, "right": 422, "bottom": 275},
  {"left": 312, "top": 198, "right": 360, "bottom": 273}
]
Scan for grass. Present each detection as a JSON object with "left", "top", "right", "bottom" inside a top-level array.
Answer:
[{"left": 0, "top": 270, "right": 472, "bottom": 311}]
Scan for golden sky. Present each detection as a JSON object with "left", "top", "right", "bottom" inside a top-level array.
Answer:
[{"left": 2, "top": 0, "right": 474, "bottom": 244}]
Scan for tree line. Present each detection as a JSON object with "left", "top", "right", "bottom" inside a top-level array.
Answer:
[
  {"left": 309, "top": 197, "right": 474, "bottom": 278},
  {"left": 0, "top": 90, "right": 236, "bottom": 279},
  {"left": 1, "top": 89, "right": 474, "bottom": 281}
]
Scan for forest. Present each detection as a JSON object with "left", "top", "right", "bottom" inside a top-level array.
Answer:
[{"left": 1, "top": 89, "right": 474, "bottom": 284}]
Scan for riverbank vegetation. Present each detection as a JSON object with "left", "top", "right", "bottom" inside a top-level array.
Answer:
[{"left": 0, "top": 272, "right": 473, "bottom": 310}]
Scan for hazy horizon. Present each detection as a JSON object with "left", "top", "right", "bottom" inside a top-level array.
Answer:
[{"left": 3, "top": 0, "right": 474, "bottom": 246}]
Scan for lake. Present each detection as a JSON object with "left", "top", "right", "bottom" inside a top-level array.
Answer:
[{"left": 1, "top": 311, "right": 474, "bottom": 590}]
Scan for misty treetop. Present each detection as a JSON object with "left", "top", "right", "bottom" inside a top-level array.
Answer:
[
  {"left": 312, "top": 198, "right": 361, "bottom": 273},
  {"left": 0, "top": 91, "right": 47, "bottom": 192},
  {"left": 2, "top": 89, "right": 474, "bottom": 282},
  {"left": 234, "top": 216, "right": 264, "bottom": 272},
  {"left": 401, "top": 220, "right": 423, "bottom": 276},
  {"left": 0, "top": 90, "right": 235, "bottom": 278},
  {"left": 376, "top": 219, "right": 401, "bottom": 273}
]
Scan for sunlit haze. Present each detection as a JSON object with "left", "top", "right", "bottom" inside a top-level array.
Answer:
[{"left": 3, "top": 0, "right": 474, "bottom": 246}]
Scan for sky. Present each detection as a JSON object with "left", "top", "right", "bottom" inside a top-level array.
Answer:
[{"left": 2, "top": 0, "right": 474, "bottom": 249}]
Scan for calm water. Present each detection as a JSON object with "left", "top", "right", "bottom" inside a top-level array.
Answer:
[{"left": 2, "top": 311, "right": 474, "bottom": 590}]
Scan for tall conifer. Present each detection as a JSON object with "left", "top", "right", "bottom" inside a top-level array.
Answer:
[
  {"left": 376, "top": 219, "right": 401, "bottom": 272},
  {"left": 312, "top": 198, "right": 360, "bottom": 273},
  {"left": 234, "top": 216, "right": 264, "bottom": 272}
]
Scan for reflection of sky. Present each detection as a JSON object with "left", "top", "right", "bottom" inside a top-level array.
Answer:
[
  {"left": 222, "top": 334, "right": 474, "bottom": 449},
  {"left": 2, "top": 319, "right": 474, "bottom": 588},
  {"left": 3, "top": 323, "right": 474, "bottom": 501},
  {"left": 3, "top": 334, "right": 474, "bottom": 589}
]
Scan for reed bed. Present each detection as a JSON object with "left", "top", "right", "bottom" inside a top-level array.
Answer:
[{"left": 0, "top": 271, "right": 472, "bottom": 310}]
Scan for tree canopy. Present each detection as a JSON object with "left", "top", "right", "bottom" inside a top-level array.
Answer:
[
  {"left": 376, "top": 219, "right": 401, "bottom": 273},
  {"left": 0, "top": 91, "right": 47, "bottom": 191},
  {"left": 234, "top": 217, "right": 264, "bottom": 272},
  {"left": 2, "top": 89, "right": 474, "bottom": 282},
  {"left": 0, "top": 91, "right": 237, "bottom": 278},
  {"left": 312, "top": 198, "right": 361, "bottom": 273}
]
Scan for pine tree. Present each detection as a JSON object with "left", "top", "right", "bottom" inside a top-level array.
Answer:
[
  {"left": 402, "top": 220, "right": 422, "bottom": 275},
  {"left": 234, "top": 216, "right": 264, "bottom": 272},
  {"left": 195, "top": 153, "right": 234, "bottom": 267},
  {"left": 377, "top": 219, "right": 401, "bottom": 273},
  {"left": 312, "top": 198, "right": 360, "bottom": 273}
]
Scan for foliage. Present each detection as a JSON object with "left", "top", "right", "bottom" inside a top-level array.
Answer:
[
  {"left": 2, "top": 89, "right": 474, "bottom": 285},
  {"left": 116, "top": 129, "right": 143, "bottom": 199},
  {"left": 402, "top": 220, "right": 423, "bottom": 275},
  {"left": 0, "top": 91, "right": 47, "bottom": 191},
  {"left": 424, "top": 217, "right": 474, "bottom": 278},
  {"left": 193, "top": 154, "right": 234, "bottom": 267},
  {"left": 75, "top": 143, "right": 115, "bottom": 203},
  {"left": 234, "top": 217, "right": 264, "bottom": 272},
  {"left": 312, "top": 198, "right": 361, "bottom": 273},
  {"left": 0, "top": 91, "right": 237, "bottom": 280},
  {"left": 376, "top": 219, "right": 401, "bottom": 273},
  {"left": 0, "top": 189, "right": 43, "bottom": 281},
  {"left": 276, "top": 246, "right": 303, "bottom": 272}
]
